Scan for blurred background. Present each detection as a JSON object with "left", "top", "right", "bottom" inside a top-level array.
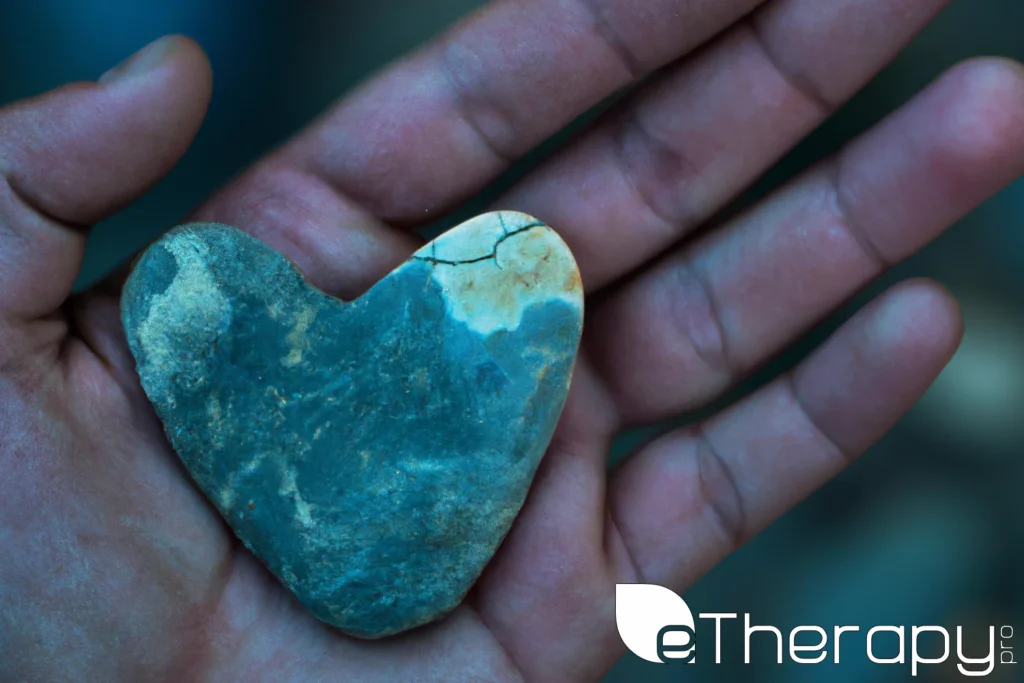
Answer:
[{"left": 1, "top": 1, "right": 1022, "bottom": 680}]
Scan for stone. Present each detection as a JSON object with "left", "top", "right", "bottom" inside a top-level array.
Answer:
[{"left": 120, "top": 211, "right": 583, "bottom": 638}]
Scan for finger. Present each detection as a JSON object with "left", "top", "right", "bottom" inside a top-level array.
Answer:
[
  {"left": 497, "top": 0, "right": 951, "bottom": 289},
  {"left": 271, "top": 0, "right": 767, "bottom": 224},
  {"left": 0, "top": 35, "right": 212, "bottom": 320},
  {"left": 606, "top": 279, "right": 962, "bottom": 595},
  {"left": 589, "top": 58, "right": 1024, "bottom": 424}
]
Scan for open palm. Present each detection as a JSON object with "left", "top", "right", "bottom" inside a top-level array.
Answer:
[{"left": 3, "top": 1, "right": 1024, "bottom": 681}]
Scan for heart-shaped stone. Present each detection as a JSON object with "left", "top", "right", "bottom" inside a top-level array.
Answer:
[{"left": 121, "top": 211, "right": 583, "bottom": 638}]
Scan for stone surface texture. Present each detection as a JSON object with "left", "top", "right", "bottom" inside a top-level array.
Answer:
[{"left": 120, "top": 211, "right": 583, "bottom": 638}]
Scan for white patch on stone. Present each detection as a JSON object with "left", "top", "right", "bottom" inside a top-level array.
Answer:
[
  {"left": 218, "top": 487, "right": 237, "bottom": 511},
  {"left": 280, "top": 467, "right": 314, "bottom": 528},
  {"left": 241, "top": 452, "right": 266, "bottom": 475},
  {"left": 136, "top": 233, "right": 232, "bottom": 407},
  {"left": 413, "top": 211, "right": 583, "bottom": 335},
  {"left": 282, "top": 304, "right": 317, "bottom": 368}
]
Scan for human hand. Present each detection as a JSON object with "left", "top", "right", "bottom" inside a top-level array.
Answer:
[{"left": 3, "top": 1, "right": 1024, "bottom": 681}]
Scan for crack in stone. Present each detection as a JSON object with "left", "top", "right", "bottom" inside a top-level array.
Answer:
[{"left": 411, "top": 220, "right": 545, "bottom": 268}]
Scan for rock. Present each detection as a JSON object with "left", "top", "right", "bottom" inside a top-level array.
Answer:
[{"left": 120, "top": 211, "right": 583, "bottom": 638}]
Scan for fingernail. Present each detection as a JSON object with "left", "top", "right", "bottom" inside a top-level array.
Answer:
[{"left": 99, "top": 36, "right": 176, "bottom": 84}]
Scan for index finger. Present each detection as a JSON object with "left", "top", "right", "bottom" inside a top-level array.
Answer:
[{"left": 274, "top": 0, "right": 766, "bottom": 224}]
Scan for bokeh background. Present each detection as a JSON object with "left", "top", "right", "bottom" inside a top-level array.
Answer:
[{"left": 1, "top": 1, "right": 1022, "bottom": 680}]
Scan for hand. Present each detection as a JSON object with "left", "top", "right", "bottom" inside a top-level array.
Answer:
[{"left": 2, "top": 1, "right": 1023, "bottom": 680}]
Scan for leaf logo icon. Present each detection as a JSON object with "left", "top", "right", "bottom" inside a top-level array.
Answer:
[{"left": 616, "top": 584, "right": 697, "bottom": 664}]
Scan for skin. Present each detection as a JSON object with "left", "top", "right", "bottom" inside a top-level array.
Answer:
[{"left": 1, "top": 1, "right": 1023, "bottom": 680}]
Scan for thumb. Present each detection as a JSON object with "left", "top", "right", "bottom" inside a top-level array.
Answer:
[{"left": 0, "top": 35, "right": 212, "bottom": 320}]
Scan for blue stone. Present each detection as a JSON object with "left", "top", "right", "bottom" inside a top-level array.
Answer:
[{"left": 120, "top": 212, "right": 583, "bottom": 638}]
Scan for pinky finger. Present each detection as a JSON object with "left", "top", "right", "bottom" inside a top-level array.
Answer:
[{"left": 605, "top": 280, "right": 963, "bottom": 591}]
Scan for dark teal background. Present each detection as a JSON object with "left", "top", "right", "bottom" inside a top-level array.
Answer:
[{"left": 2, "top": 1, "right": 1023, "bottom": 680}]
